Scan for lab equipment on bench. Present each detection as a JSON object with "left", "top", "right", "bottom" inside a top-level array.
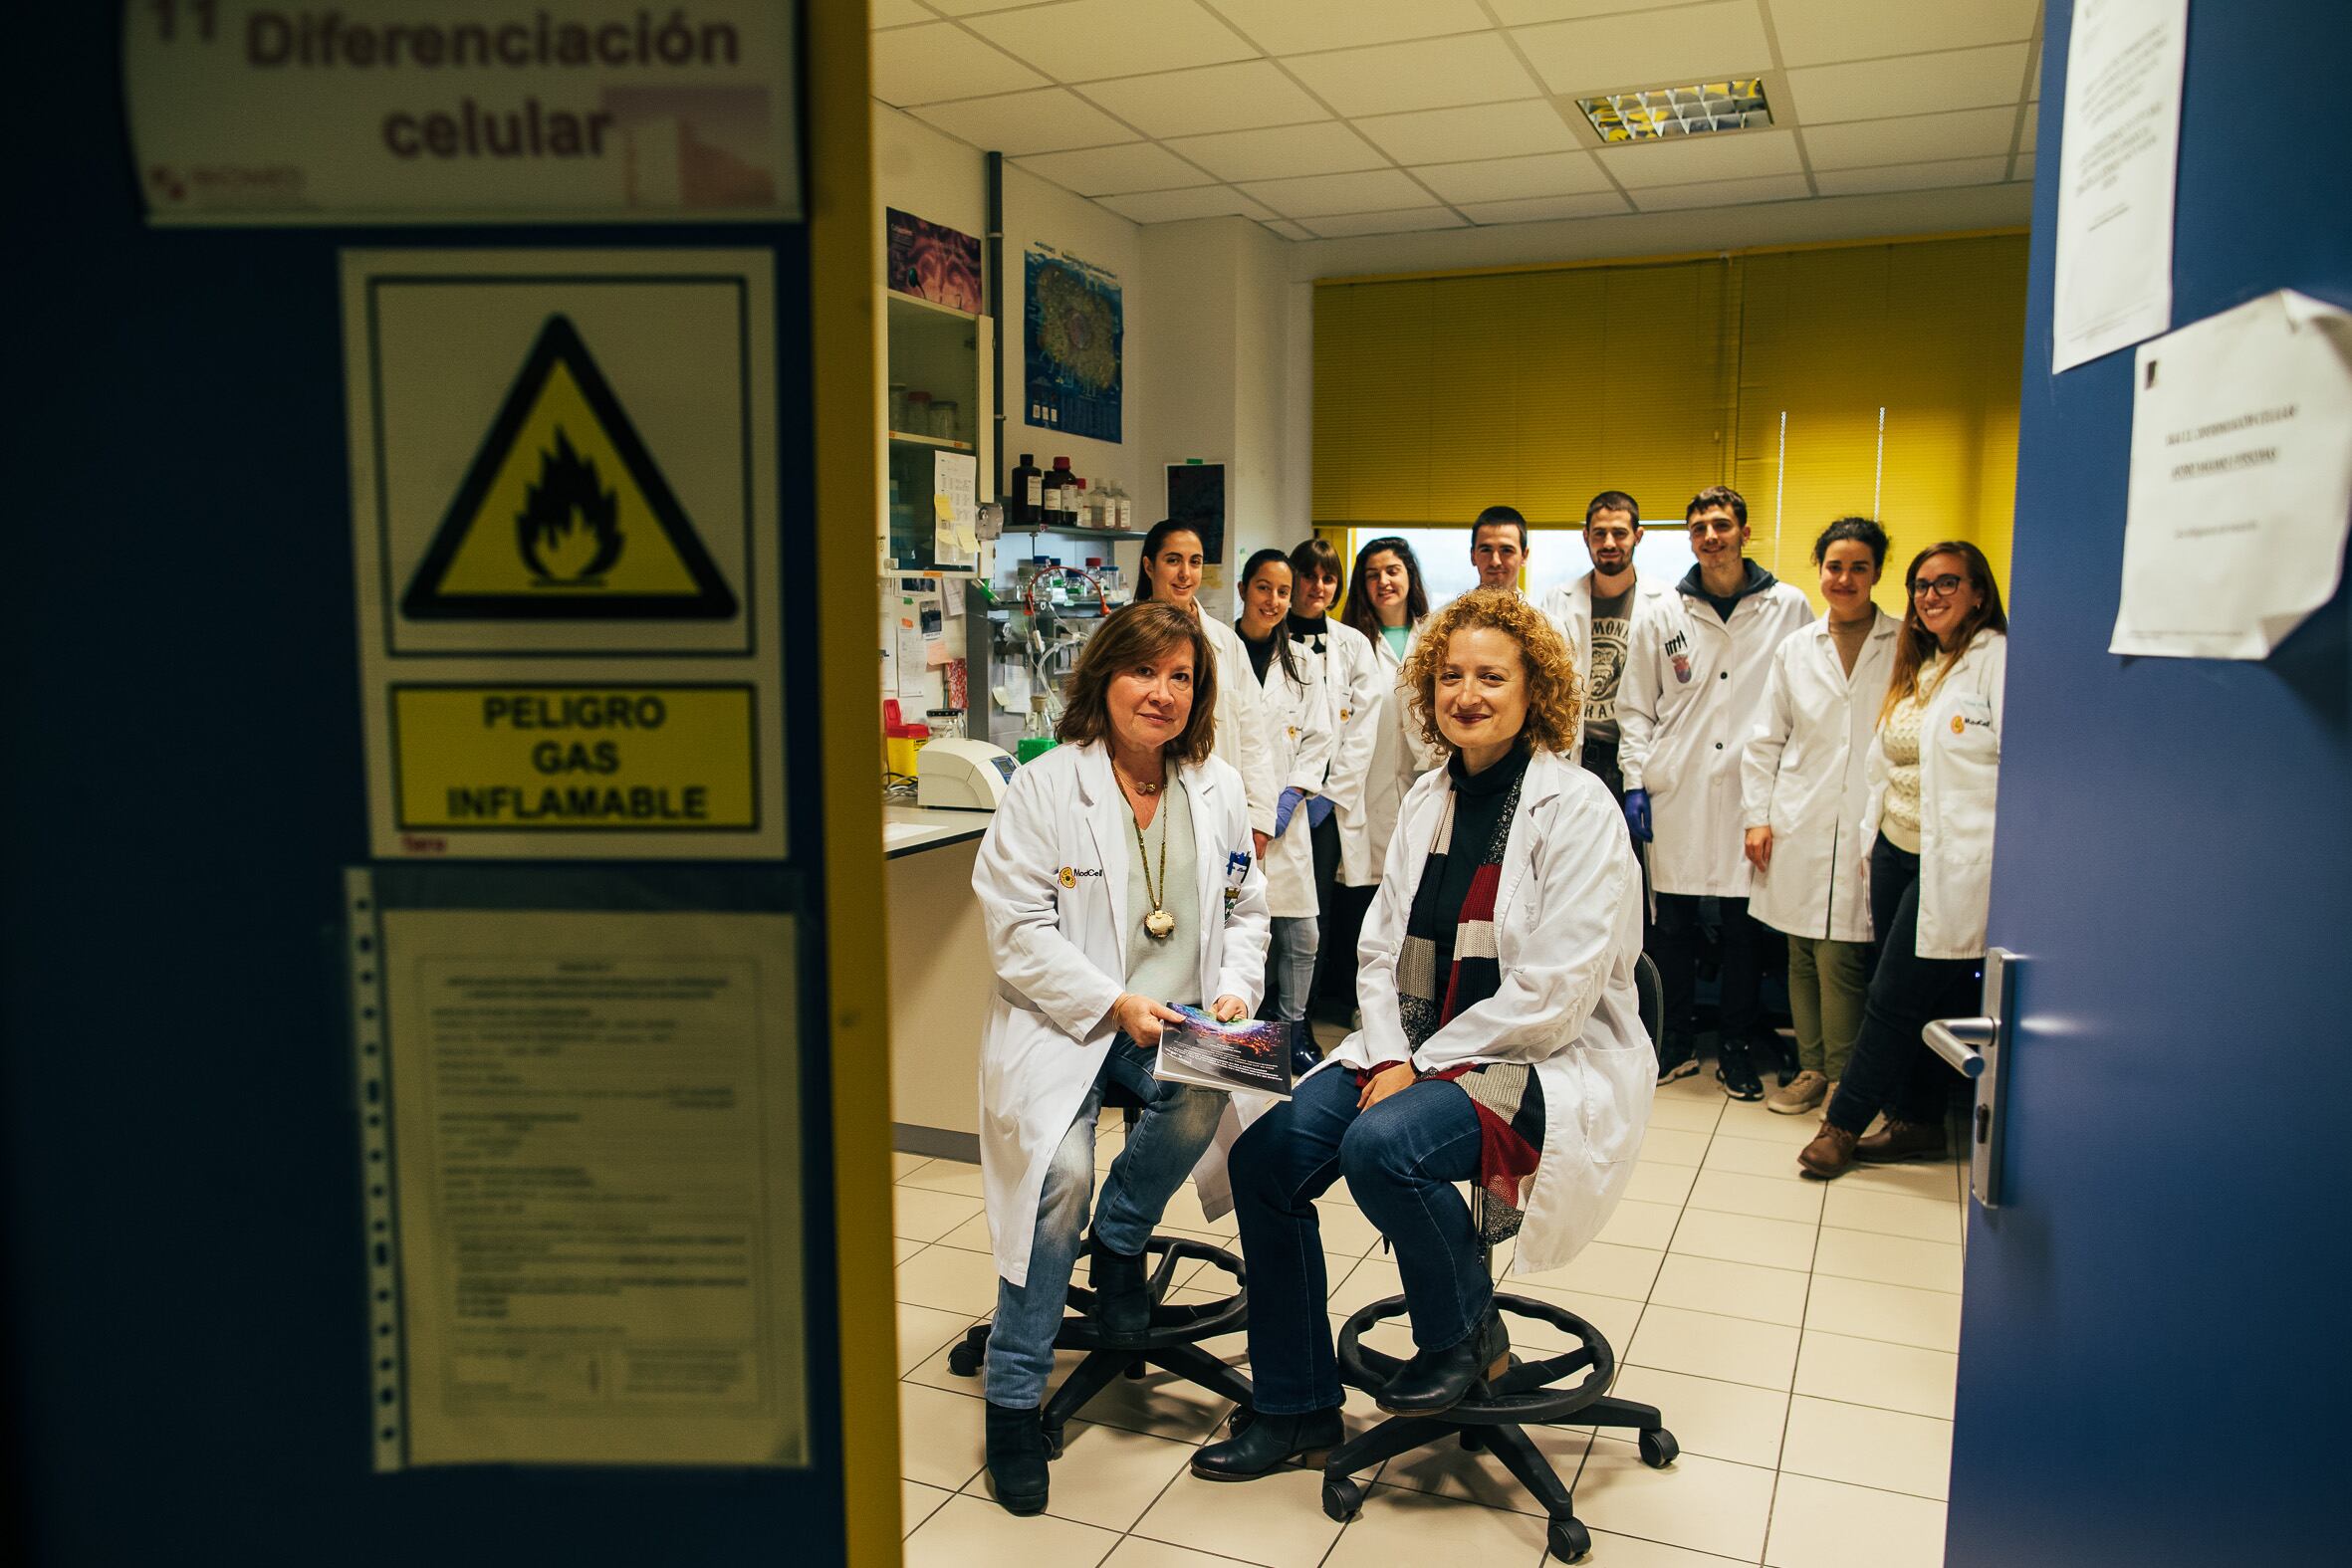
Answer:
[{"left": 918, "top": 738, "right": 1018, "bottom": 810}]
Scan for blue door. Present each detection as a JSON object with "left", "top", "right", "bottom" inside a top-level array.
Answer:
[{"left": 1947, "top": 3, "right": 2351, "bottom": 1563}]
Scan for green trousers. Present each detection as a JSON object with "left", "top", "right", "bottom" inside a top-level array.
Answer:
[{"left": 1785, "top": 934, "right": 1869, "bottom": 1081}]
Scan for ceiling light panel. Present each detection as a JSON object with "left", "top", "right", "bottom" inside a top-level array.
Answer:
[
  {"left": 1165, "top": 122, "right": 1390, "bottom": 183},
  {"left": 1802, "top": 106, "right": 2018, "bottom": 169},
  {"left": 1077, "top": 61, "right": 1329, "bottom": 138},
  {"left": 969, "top": 0, "right": 1257, "bottom": 85},
  {"left": 1299, "top": 207, "right": 1470, "bottom": 239},
  {"left": 1094, "top": 186, "right": 1278, "bottom": 223},
  {"left": 1511, "top": 2, "right": 1771, "bottom": 98},
  {"left": 912, "top": 88, "right": 1141, "bottom": 157},
  {"left": 1354, "top": 101, "right": 1581, "bottom": 165},
  {"left": 872, "top": 23, "right": 1048, "bottom": 107},
  {"left": 1237, "top": 168, "right": 1435, "bottom": 218},
  {"left": 1595, "top": 127, "right": 1803, "bottom": 188},
  {"left": 1013, "top": 141, "right": 1213, "bottom": 196},
  {"left": 1766, "top": 0, "right": 2042, "bottom": 69},
  {"left": 1457, "top": 191, "right": 1634, "bottom": 225},
  {"left": 1413, "top": 150, "right": 1613, "bottom": 205},
  {"left": 1811, "top": 156, "right": 2009, "bottom": 197},
  {"left": 1283, "top": 33, "right": 1543, "bottom": 117},
  {"left": 1206, "top": 0, "right": 1493, "bottom": 56},
  {"left": 1579, "top": 80, "right": 1771, "bottom": 142},
  {"left": 1781, "top": 43, "right": 2031, "bottom": 124},
  {"left": 1630, "top": 172, "right": 1812, "bottom": 211}
]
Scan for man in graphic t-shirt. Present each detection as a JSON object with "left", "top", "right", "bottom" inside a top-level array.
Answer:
[{"left": 1537, "top": 491, "right": 1670, "bottom": 802}]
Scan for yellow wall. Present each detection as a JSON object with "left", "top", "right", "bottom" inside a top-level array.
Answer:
[{"left": 1312, "top": 234, "right": 2028, "bottom": 615}]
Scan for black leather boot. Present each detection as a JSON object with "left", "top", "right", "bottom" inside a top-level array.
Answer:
[
  {"left": 1376, "top": 1308, "right": 1510, "bottom": 1416},
  {"left": 1190, "top": 1407, "right": 1345, "bottom": 1480},
  {"left": 1087, "top": 1234, "right": 1152, "bottom": 1341},
  {"left": 984, "top": 1401, "right": 1050, "bottom": 1515}
]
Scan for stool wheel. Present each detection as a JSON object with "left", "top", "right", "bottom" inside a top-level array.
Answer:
[
  {"left": 1320, "top": 1475, "right": 1364, "bottom": 1522},
  {"left": 1546, "top": 1517, "right": 1591, "bottom": 1563},
  {"left": 1638, "top": 1429, "right": 1678, "bottom": 1468},
  {"left": 1460, "top": 1429, "right": 1485, "bottom": 1453},
  {"left": 946, "top": 1339, "right": 985, "bottom": 1378}
]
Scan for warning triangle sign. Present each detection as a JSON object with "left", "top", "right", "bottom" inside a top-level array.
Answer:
[{"left": 400, "top": 315, "right": 738, "bottom": 622}]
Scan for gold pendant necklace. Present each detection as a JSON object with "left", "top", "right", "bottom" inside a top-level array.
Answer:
[{"left": 1130, "top": 769, "right": 1175, "bottom": 940}]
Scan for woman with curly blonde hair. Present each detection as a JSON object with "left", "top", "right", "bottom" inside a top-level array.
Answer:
[{"left": 1193, "top": 589, "right": 1657, "bottom": 1478}]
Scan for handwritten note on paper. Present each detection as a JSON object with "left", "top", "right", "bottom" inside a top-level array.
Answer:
[
  {"left": 2052, "top": 0, "right": 2189, "bottom": 372},
  {"left": 933, "top": 450, "right": 980, "bottom": 570},
  {"left": 2113, "top": 292, "right": 2352, "bottom": 659}
]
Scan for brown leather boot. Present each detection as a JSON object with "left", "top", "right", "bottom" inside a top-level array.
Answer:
[
  {"left": 1856, "top": 1117, "right": 1948, "bottom": 1164},
  {"left": 1797, "top": 1121, "right": 1859, "bottom": 1179}
]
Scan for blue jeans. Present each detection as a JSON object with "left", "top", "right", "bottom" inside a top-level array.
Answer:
[
  {"left": 1269, "top": 915, "right": 1319, "bottom": 1022},
  {"left": 985, "top": 1035, "right": 1226, "bottom": 1407},
  {"left": 1227, "top": 1065, "right": 1523, "bottom": 1415}
]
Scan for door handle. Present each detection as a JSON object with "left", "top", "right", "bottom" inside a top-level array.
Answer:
[{"left": 1924, "top": 948, "right": 2017, "bottom": 1210}]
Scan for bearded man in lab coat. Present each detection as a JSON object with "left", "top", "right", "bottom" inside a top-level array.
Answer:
[{"left": 1618, "top": 486, "right": 1812, "bottom": 1100}]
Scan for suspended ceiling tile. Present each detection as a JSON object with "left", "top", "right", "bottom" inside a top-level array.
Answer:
[
  {"left": 1596, "top": 127, "right": 1803, "bottom": 189},
  {"left": 2028, "top": 43, "right": 2042, "bottom": 101},
  {"left": 926, "top": 0, "right": 1044, "bottom": 14},
  {"left": 1076, "top": 61, "right": 1330, "bottom": 138},
  {"left": 1166, "top": 122, "right": 1391, "bottom": 183},
  {"left": 1630, "top": 172, "right": 1814, "bottom": 211},
  {"left": 1489, "top": 0, "right": 1679, "bottom": 21},
  {"left": 1766, "top": 0, "right": 2042, "bottom": 69},
  {"left": 967, "top": 0, "right": 1257, "bottom": 84},
  {"left": 1013, "top": 141, "right": 1215, "bottom": 196},
  {"left": 1803, "top": 106, "right": 2018, "bottom": 169},
  {"left": 1812, "top": 156, "right": 2009, "bottom": 196},
  {"left": 1284, "top": 33, "right": 1544, "bottom": 117},
  {"left": 1458, "top": 191, "right": 1635, "bottom": 224},
  {"left": 1208, "top": 0, "right": 1493, "bottom": 56},
  {"left": 1093, "top": 186, "right": 1279, "bottom": 223},
  {"left": 913, "top": 89, "right": 1142, "bottom": 156},
  {"left": 1267, "top": 219, "right": 1316, "bottom": 240},
  {"left": 1412, "top": 149, "right": 1614, "bottom": 205},
  {"left": 1512, "top": 1, "right": 1772, "bottom": 99},
  {"left": 872, "top": 23, "right": 1047, "bottom": 107},
  {"left": 1236, "top": 167, "right": 1436, "bottom": 218},
  {"left": 2012, "top": 152, "right": 2035, "bottom": 182},
  {"left": 871, "top": 0, "right": 935, "bottom": 29},
  {"left": 1297, "top": 207, "right": 1472, "bottom": 239},
  {"left": 1354, "top": 100, "right": 1581, "bottom": 164},
  {"left": 1781, "top": 42, "right": 2031, "bottom": 124},
  {"left": 2019, "top": 101, "right": 2038, "bottom": 152}
]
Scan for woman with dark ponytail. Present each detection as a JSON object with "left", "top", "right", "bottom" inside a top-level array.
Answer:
[{"left": 1235, "top": 548, "right": 1332, "bottom": 1063}]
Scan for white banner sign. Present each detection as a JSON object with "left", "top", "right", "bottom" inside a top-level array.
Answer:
[{"left": 124, "top": 0, "right": 799, "bottom": 224}]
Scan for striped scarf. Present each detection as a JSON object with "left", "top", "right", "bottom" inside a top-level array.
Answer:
[{"left": 1378, "top": 773, "right": 1545, "bottom": 1244}]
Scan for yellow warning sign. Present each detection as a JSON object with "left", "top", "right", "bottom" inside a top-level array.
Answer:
[
  {"left": 401, "top": 315, "right": 738, "bottom": 622},
  {"left": 390, "top": 685, "right": 758, "bottom": 831}
]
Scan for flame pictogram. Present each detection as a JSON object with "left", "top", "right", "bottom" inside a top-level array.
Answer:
[{"left": 516, "top": 428, "right": 623, "bottom": 584}]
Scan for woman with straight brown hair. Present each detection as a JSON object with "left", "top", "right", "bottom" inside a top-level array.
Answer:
[
  {"left": 1799, "top": 541, "right": 2008, "bottom": 1179},
  {"left": 969, "top": 601, "right": 1272, "bottom": 1514}
]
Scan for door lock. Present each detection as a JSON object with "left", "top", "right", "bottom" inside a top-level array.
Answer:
[{"left": 1924, "top": 948, "right": 2017, "bottom": 1209}]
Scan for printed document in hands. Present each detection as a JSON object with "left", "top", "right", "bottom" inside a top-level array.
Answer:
[
  {"left": 2112, "top": 291, "right": 2352, "bottom": 659},
  {"left": 1154, "top": 1007, "right": 1294, "bottom": 1098}
]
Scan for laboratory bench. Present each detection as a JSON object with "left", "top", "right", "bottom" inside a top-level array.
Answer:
[{"left": 881, "top": 800, "right": 993, "bottom": 1163}]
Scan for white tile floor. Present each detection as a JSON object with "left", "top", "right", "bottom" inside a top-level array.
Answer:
[{"left": 890, "top": 1065, "right": 1964, "bottom": 1568}]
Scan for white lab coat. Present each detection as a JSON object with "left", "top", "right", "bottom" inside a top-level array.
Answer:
[
  {"left": 1740, "top": 610, "right": 1901, "bottom": 942},
  {"left": 1295, "top": 618, "right": 1384, "bottom": 880},
  {"left": 1294, "top": 749, "right": 1654, "bottom": 1276},
  {"left": 1860, "top": 631, "right": 2006, "bottom": 961},
  {"left": 1198, "top": 612, "right": 1282, "bottom": 838},
  {"left": 1537, "top": 570, "right": 1674, "bottom": 754},
  {"left": 971, "top": 742, "right": 1273, "bottom": 1286},
  {"left": 1251, "top": 634, "right": 1333, "bottom": 918},
  {"left": 1619, "top": 578, "right": 1814, "bottom": 897},
  {"left": 1338, "top": 616, "right": 1431, "bottom": 887}
]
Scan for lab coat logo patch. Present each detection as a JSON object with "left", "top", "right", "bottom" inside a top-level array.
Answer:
[
  {"left": 1058, "top": 866, "right": 1077, "bottom": 888},
  {"left": 401, "top": 315, "right": 738, "bottom": 622},
  {"left": 1951, "top": 715, "right": 1966, "bottom": 736}
]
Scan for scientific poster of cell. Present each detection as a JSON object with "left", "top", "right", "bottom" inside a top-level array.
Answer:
[
  {"left": 1024, "top": 244, "right": 1123, "bottom": 443},
  {"left": 885, "top": 208, "right": 983, "bottom": 313}
]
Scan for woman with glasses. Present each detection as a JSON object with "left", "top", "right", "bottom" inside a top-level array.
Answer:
[{"left": 1799, "top": 542, "right": 2007, "bottom": 1179}]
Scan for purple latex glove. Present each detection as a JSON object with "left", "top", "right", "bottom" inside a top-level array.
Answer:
[
  {"left": 1305, "top": 792, "right": 1336, "bottom": 829},
  {"left": 1623, "top": 787, "right": 1653, "bottom": 843},
  {"left": 1273, "top": 787, "right": 1306, "bottom": 837}
]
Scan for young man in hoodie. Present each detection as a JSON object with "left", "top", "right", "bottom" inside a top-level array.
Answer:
[{"left": 1617, "top": 487, "right": 1813, "bottom": 1099}]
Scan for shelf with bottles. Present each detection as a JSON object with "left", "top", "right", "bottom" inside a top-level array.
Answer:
[
  {"left": 1004, "top": 452, "right": 1139, "bottom": 540},
  {"left": 886, "top": 428, "right": 977, "bottom": 452}
]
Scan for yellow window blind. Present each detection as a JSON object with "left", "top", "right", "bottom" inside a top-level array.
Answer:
[{"left": 1313, "top": 234, "right": 2027, "bottom": 613}]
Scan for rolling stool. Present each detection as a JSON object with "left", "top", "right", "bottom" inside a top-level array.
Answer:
[
  {"left": 1314, "top": 954, "right": 1677, "bottom": 1564},
  {"left": 945, "top": 1083, "right": 1255, "bottom": 1456}
]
